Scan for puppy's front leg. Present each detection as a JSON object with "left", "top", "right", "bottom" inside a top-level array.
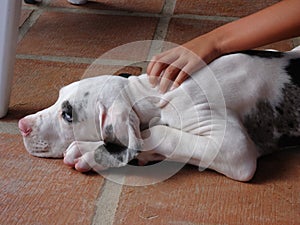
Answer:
[{"left": 141, "top": 124, "right": 258, "bottom": 181}]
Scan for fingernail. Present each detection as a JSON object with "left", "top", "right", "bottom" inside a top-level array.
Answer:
[
  {"left": 159, "top": 88, "right": 165, "bottom": 94},
  {"left": 149, "top": 77, "right": 157, "bottom": 87},
  {"left": 170, "top": 83, "right": 179, "bottom": 91}
]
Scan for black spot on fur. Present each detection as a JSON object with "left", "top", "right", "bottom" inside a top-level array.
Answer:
[
  {"left": 237, "top": 50, "right": 285, "bottom": 58},
  {"left": 94, "top": 143, "right": 137, "bottom": 167},
  {"left": 84, "top": 92, "right": 90, "bottom": 97},
  {"left": 105, "top": 124, "right": 114, "bottom": 139},
  {"left": 285, "top": 58, "right": 300, "bottom": 86},
  {"left": 119, "top": 73, "right": 132, "bottom": 79},
  {"left": 243, "top": 82, "right": 300, "bottom": 154},
  {"left": 104, "top": 142, "right": 126, "bottom": 154}
]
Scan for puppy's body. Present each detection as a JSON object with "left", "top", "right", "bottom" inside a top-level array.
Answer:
[{"left": 19, "top": 47, "right": 300, "bottom": 181}]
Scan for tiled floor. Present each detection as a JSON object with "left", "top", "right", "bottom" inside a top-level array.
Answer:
[{"left": 0, "top": 0, "right": 299, "bottom": 224}]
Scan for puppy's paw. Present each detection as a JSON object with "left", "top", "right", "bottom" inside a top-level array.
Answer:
[
  {"left": 63, "top": 141, "right": 104, "bottom": 169},
  {"left": 74, "top": 151, "right": 108, "bottom": 173}
]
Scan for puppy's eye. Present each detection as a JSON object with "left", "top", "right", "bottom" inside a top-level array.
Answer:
[
  {"left": 61, "top": 100, "right": 73, "bottom": 123},
  {"left": 62, "top": 111, "right": 73, "bottom": 123}
]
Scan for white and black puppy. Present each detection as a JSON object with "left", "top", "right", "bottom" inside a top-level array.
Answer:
[{"left": 19, "top": 46, "right": 300, "bottom": 181}]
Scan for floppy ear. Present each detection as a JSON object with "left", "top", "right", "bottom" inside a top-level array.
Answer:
[
  {"left": 98, "top": 98, "right": 142, "bottom": 157},
  {"left": 98, "top": 102, "right": 107, "bottom": 141}
]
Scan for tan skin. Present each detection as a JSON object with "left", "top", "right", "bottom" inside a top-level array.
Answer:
[{"left": 147, "top": 0, "right": 300, "bottom": 93}]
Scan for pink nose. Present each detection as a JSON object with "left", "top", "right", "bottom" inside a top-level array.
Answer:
[{"left": 18, "top": 118, "right": 32, "bottom": 137}]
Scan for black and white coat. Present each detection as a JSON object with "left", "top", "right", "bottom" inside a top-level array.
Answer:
[{"left": 19, "top": 46, "right": 300, "bottom": 181}]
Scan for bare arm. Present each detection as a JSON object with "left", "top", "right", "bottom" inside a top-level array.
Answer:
[{"left": 147, "top": 0, "right": 300, "bottom": 93}]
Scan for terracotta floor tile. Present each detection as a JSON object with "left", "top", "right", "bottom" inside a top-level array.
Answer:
[
  {"left": 16, "top": 12, "right": 158, "bottom": 60},
  {"left": 0, "top": 133, "right": 104, "bottom": 224},
  {"left": 166, "top": 18, "right": 227, "bottom": 46},
  {"left": 174, "top": 0, "right": 280, "bottom": 17},
  {"left": 114, "top": 149, "right": 300, "bottom": 224},
  {"left": 5, "top": 59, "right": 142, "bottom": 121},
  {"left": 50, "top": 0, "right": 165, "bottom": 13}
]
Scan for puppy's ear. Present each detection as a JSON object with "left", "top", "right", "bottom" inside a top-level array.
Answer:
[
  {"left": 98, "top": 93, "right": 142, "bottom": 148},
  {"left": 105, "top": 101, "right": 142, "bottom": 152},
  {"left": 98, "top": 102, "right": 108, "bottom": 141}
]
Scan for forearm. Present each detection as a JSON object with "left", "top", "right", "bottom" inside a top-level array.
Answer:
[
  {"left": 213, "top": 0, "right": 300, "bottom": 55},
  {"left": 147, "top": 0, "right": 300, "bottom": 92}
]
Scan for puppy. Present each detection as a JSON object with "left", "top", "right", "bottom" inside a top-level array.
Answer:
[{"left": 19, "top": 46, "right": 300, "bottom": 181}]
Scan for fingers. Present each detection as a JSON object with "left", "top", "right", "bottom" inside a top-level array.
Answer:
[
  {"left": 147, "top": 47, "right": 204, "bottom": 93},
  {"left": 147, "top": 50, "right": 179, "bottom": 87},
  {"left": 171, "top": 70, "right": 189, "bottom": 90},
  {"left": 159, "top": 63, "right": 181, "bottom": 93}
]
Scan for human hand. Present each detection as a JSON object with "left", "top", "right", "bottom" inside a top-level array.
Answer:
[{"left": 147, "top": 34, "right": 221, "bottom": 93}]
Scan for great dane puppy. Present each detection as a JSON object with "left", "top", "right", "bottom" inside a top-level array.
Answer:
[{"left": 19, "top": 46, "right": 300, "bottom": 181}]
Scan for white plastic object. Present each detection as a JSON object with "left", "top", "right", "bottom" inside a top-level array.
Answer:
[
  {"left": 67, "top": 0, "right": 88, "bottom": 5},
  {"left": 0, "top": 0, "right": 21, "bottom": 118}
]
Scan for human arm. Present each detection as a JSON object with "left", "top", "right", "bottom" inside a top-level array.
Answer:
[{"left": 147, "top": 0, "right": 300, "bottom": 93}]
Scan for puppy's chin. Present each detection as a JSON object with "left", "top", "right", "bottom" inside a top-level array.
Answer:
[{"left": 22, "top": 138, "right": 64, "bottom": 159}]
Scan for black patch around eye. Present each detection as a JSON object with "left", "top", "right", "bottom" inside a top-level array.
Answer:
[{"left": 61, "top": 100, "right": 73, "bottom": 123}]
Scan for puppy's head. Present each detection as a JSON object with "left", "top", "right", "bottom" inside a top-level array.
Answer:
[{"left": 18, "top": 76, "right": 119, "bottom": 158}]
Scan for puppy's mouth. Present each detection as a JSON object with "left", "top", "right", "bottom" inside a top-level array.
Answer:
[{"left": 23, "top": 137, "right": 50, "bottom": 155}]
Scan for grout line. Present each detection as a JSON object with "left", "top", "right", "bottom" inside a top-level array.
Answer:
[
  {"left": 292, "top": 37, "right": 300, "bottom": 48},
  {"left": 173, "top": 14, "right": 238, "bottom": 22},
  {"left": 43, "top": 6, "right": 162, "bottom": 18},
  {"left": 92, "top": 178, "right": 124, "bottom": 225},
  {"left": 147, "top": 0, "right": 177, "bottom": 60},
  {"left": 42, "top": 0, "right": 53, "bottom": 5},
  {"left": 147, "top": 17, "right": 171, "bottom": 61},
  {"left": 18, "top": 9, "right": 43, "bottom": 43},
  {"left": 16, "top": 54, "right": 138, "bottom": 66},
  {"left": 0, "top": 122, "right": 20, "bottom": 135},
  {"left": 17, "top": 54, "right": 95, "bottom": 64},
  {"left": 16, "top": 54, "right": 149, "bottom": 73},
  {"left": 161, "top": 0, "right": 177, "bottom": 16},
  {"left": 19, "top": 0, "right": 54, "bottom": 42}
]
